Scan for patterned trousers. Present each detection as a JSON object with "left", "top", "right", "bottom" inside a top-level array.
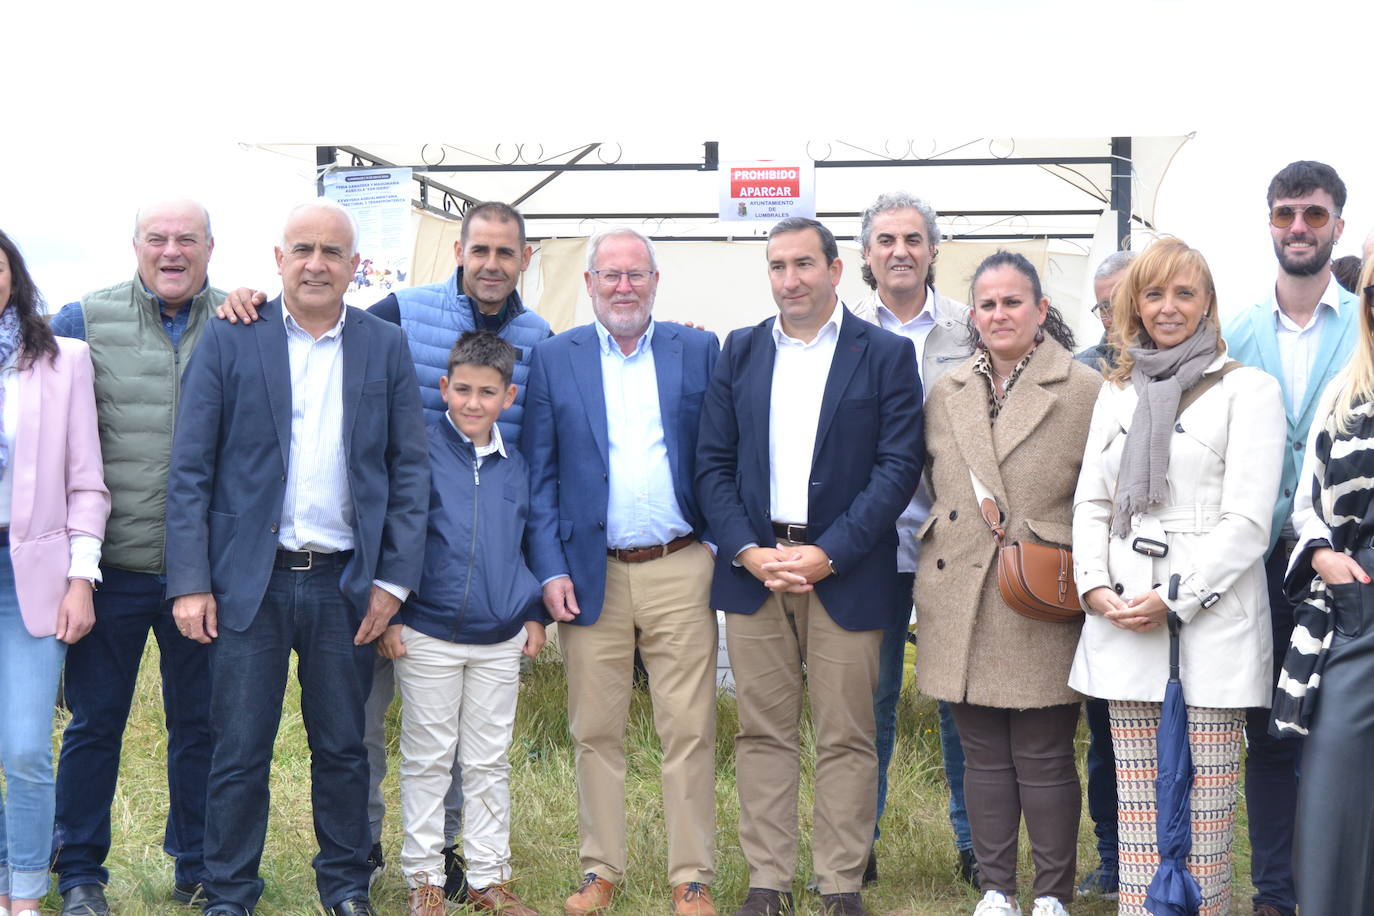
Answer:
[{"left": 1108, "top": 701, "right": 1244, "bottom": 916}]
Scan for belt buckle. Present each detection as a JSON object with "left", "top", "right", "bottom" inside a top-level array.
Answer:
[
  {"left": 290, "top": 551, "right": 314, "bottom": 571},
  {"left": 784, "top": 523, "right": 806, "bottom": 543}
]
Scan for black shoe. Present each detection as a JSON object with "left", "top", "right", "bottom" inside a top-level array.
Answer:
[
  {"left": 819, "top": 893, "right": 871, "bottom": 916},
  {"left": 862, "top": 848, "right": 878, "bottom": 887},
  {"left": 202, "top": 907, "right": 249, "bottom": 916},
  {"left": 957, "top": 847, "right": 981, "bottom": 891},
  {"left": 441, "top": 844, "right": 468, "bottom": 901},
  {"left": 324, "top": 898, "right": 377, "bottom": 916},
  {"left": 172, "top": 882, "right": 209, "bottom": 907},
  {"left": 366, "top": 843, "right": 385, "bottom": 891},
  {"left": 730, "top": 887, "right": 794, "bottom": 916},
  {"left": 61, "top": 885, "right": 110, "bottom": 916}
]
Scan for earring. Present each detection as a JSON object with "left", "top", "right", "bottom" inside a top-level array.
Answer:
[{"left": 1034, "top": 325, "right": 1045, "bottom": 344}]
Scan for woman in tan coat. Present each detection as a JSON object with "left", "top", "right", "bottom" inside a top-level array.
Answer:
[{"left": 916, "top": 251, "right": 1101, "bottom": 916}]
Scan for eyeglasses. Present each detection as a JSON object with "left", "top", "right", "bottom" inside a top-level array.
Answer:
[
  {"left": 1270, "top": 204, "right": 1332, "bottom": 229},
  {"left": 1091, "top": 300, "right": 1111, "bottom": 318},
  {"left": 590, "top": 269, "right": 656, "bottom": 288}
]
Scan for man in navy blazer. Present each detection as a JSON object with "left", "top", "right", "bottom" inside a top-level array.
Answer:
[
  {"left": 165, "top": 200, "right": 429, "bottom": 916},
  {"left": 696, "top": 218, "right": 922, "bottom": 916},
  {"left": 523, "top": 228, "right": 722, "bottom": 916}
]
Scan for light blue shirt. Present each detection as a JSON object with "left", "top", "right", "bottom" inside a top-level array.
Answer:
[{"left": 594, "top": 319, "right": 692, "bottom": 550}]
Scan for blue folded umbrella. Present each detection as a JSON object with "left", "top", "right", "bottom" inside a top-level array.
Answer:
[{"left": 1145, "top": 577, "right": 1202, "bottom": 916}]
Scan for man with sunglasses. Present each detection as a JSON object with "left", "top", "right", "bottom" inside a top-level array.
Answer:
[{"left": 1224, "top": 159, "right": 1358, "bottom": 916}]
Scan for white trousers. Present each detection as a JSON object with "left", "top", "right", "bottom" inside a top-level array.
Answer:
[{"left": 393, "top": 625, "right": 526, "bottom": 889}]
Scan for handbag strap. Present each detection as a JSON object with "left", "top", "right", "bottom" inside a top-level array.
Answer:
[
  {"left": 1176, "top": 359, "right": 1241, "bottom": 418},
  {"left": 968, "top": 469, "right": 1007, "bottom": 546}
]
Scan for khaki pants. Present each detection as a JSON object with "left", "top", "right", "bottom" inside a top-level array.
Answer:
[
  {"left": 560, "top": 542, "right": 718, "bottom": 885},
  {"left": 727, "top": 588, "right": 882, "bottom": 894}
]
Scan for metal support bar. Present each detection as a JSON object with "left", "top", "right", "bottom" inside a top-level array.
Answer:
[
  {"left": 315, "top": 146, "right": 336, "bottom": 195},
  {"left": 517, "top": 209, "right": 1106, "bottom": 221},
  {"left": 511, "top": 143, "right": 601, "bottom": 208},
  {"left": 1110, "top": 136, "right": 1132, "bottom": 249}
]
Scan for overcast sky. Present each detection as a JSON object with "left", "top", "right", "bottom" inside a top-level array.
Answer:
[{"left": 6, "top": 0, "right": 1370, "bottom": 320}]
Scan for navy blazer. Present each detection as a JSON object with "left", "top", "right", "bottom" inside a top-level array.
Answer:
[
  {"left": 165, "top": 298, "right": 430, "bottom": 632},
  {"left": 696, "top": 306, "right": 924, "bottom": 630},
  {"left": 522, "top": 320, "right": 720, "bottom": 626}
]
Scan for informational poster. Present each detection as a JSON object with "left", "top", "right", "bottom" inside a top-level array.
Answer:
[
  {"left": 719, "top": 161, "right": 816, "bottom": 222},
  {"left": 322, "top": 167, "right": 413, "bottom": 306}
]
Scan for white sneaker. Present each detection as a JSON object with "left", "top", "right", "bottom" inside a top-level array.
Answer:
[
  {"left": 1030, "top": 896, "right": 1069, "bottom": 916},
  {"left": 974, "top": 890, "right": 1022, "bottom": 915}
]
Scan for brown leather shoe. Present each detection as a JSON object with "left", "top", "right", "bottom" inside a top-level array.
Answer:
[
  {"left": 469, "top": 882, "right": 539, "bottom": 915},
  {"left": 671, "top": 882, "right": 716, "bottom": 916},
  {"left": 564, "top": 873, "right": 617, "bottom": 915},
  {"left": 406, "top": 882, "right": 445, "bottom": 916}
]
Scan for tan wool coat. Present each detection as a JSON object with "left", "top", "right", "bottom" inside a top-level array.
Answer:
[{"left": 915, "top": 339, "right": 1102, "bottom": 708}]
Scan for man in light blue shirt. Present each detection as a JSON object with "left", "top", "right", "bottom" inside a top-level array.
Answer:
[
  {"left": 523, "top": 228, "right": 722, "bottom": 916},
  {"left": 1223, "top": 160, "right": 1357, "bottom": 916}
]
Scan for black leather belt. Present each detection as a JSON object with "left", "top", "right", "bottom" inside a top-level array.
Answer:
[
  {"left": 274, "top": 548, "right": 352, "bottom": 571},
  {"left": 771, "top": 522, "right": 809, "bottom": 544}
]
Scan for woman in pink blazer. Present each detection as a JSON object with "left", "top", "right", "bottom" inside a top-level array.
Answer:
[{"left": 0, "top": 230, "right": 109, "bottom": 916}]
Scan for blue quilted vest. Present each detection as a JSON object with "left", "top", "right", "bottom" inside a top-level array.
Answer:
[{"left": 395, "top": 268, "right": 551, "bottom": 448}]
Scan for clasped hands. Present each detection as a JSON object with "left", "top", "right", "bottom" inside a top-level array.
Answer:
[
  {"left": 739, "top": 543, "right": 832, "bottom": 593},
  {"left": 1083, "top": 585, "right": 1168, "bottom": 632}
]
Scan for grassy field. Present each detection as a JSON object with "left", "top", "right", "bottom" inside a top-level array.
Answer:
[{"left": 46, "top": 638, "right": 1259, "bottom": 915}]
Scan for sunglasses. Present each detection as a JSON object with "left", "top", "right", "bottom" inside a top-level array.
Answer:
[{"left": 1270, "top": 204, "right": 1332, "bottom": 229}]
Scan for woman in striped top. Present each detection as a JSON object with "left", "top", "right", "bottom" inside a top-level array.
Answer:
[{"left": 1275, "top": 256, "right": 1374, "bottom": 915}]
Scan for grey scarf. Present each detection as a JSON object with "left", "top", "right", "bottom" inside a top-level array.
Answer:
[{"left": 1112, "top": 321, "right": 1219, "bottom": 537}]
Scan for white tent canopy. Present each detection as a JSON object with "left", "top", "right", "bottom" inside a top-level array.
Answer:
[{"left": 252, "top": 137, "right": 1191, "bottom": 337}]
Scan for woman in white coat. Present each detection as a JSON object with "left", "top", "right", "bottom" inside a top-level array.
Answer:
[{"left": 1070, "top": 238, "right": 1285, "bottom": 916}]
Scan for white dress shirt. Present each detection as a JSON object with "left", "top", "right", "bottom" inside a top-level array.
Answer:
[
  {"left": 0, "top": 357, "right": 102, "bottom": 581},
  {"left": 1272, "top": 275, "right": 1342, "bottom": 416},
  {"left": 595, "top": 319, "right": 692, "bottom": 550},
  {"left": 277, "top": 307, "right": 406, "bottom": 600},
  {"left": 769, "top": 307, "right": 841, "bottom": 525},
  {"left": 873, "top": 289, "right": 939, "bottom": 371}
]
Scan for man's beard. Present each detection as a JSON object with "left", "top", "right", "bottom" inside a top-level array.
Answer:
[{"left": 1275, "top": 233, "right": 1336, "bottom": 278}]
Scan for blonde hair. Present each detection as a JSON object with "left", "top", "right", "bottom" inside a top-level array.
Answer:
[
  {"left": 1324, "top": 257, "right": 1374, "bottom": 434},
  {"left": 1106, "top": 236, "right": 1225, "bottom": 385}
]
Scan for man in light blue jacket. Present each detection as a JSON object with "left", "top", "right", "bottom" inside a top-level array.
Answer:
[{"left": 1223, "top": 160, "right": 1357, "bottom": 916}]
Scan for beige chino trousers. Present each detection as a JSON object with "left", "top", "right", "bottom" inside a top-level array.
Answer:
[
  {"left": 727, "top": 586, "right": 882, "bottom": 895},
  {"left": 560, "top": 542, "right": 718, "bottom": 885}
]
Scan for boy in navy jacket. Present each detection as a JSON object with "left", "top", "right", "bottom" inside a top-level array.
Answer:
[{"left": 377, "top": 331, "right": 545, "bottom": 916}]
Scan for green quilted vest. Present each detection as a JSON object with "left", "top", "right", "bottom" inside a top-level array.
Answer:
[{"left": 81, "top": 276, "right": 222, "bottom": 573}]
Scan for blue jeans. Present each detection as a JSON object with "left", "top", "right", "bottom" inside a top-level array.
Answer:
[
  {"left": 872, "top": 573, "right": 912, "bottom": 841},
  {"left": 1083, "top": 697, "right": 1118, "bottom": 868},
  {"left": 202, "top": 558, "right": 374, "bottom": 911},
  {"left": 0, "top": 552, "right": 67, "bottom": 900},
  {"left": 1243, "top": 545, "right": 1301, "bottom": 915},
  {"left": 937, "top": 700, "right": 973, "bottom": 851},
  {"left": 54, "top": 566, "right": 211, "bottom": 892}
]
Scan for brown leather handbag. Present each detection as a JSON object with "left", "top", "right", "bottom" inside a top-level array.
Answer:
[{"left": 969, "top": 470, "right": 1083, "bottom": 623}]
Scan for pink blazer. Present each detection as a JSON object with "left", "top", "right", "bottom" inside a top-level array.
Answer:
[{"left": 8, "top": 337, "right": 110, "bottom": 636}]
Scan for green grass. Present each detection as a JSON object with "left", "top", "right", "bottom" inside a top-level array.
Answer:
[{"left": 44, "top": 639, "right": 1257, "bottom": 915}]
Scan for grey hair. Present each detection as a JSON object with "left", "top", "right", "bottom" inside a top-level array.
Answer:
[
  {"left": 1094, "top": 249, "right": 1137, "bottom": 281},
  {"left": 586, "top": 226, "right": 658, "bottom": 271},
  {"left": 282, "top": 198, "right": 361, "bottom": 257},
  {"left": 133, "top": 200, "right": 214, "bottom": 242},
  {"left": 858, "top": 191, "right": 942, "bottom": 251}
]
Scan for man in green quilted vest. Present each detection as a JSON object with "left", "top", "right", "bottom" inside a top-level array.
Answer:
[{"left": 48, "top": 199, "right": 224, "bottom": 916}]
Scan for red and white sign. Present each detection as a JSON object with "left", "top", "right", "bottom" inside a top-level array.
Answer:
[{"left": 720, "top": 160, "right": 816, "bottom": 222}]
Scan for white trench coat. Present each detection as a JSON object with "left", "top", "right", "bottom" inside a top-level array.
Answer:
[{"left": 1069, "top": 354, "right": 1286, "bottom": 709}]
